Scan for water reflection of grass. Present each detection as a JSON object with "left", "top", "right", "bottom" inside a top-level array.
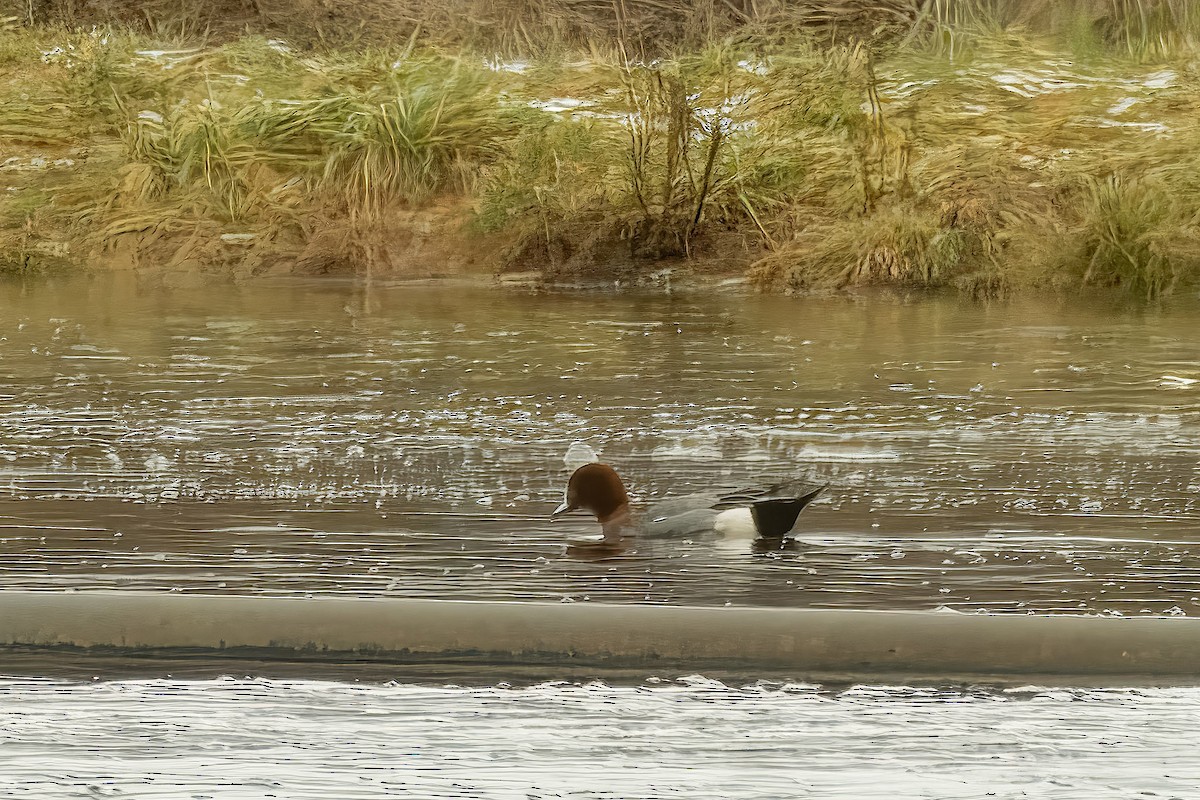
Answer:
[{"left": 1, "top": 3, "right": 1199, "bottom": 296}]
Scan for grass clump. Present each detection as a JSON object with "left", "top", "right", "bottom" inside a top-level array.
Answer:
[
  {"left": 750, "top": 201, "right": 992, "bottom": 290},
  {"left": 322, "top": 61, "right": 509, "bottom": 212},
  {"left": 62, "top": 50, "right": 510, "bottom": 267},
  {"left": 1074, "top": 173, "right": 1200, "bottom": 298}
]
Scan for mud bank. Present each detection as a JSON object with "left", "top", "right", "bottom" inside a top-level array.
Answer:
[{"left": 2, "top": 592, "right": 1199, "bottom": 683}]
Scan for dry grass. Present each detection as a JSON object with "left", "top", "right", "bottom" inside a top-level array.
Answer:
[{"left": 3, "top": 2, "right": 1200, "bottom": 293}]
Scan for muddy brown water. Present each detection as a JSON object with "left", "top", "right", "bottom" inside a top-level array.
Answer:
[{"left": 1, "top": 277, "right": 1198, "bottom": 616}]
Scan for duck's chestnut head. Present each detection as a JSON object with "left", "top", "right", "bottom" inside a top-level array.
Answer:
[{"left": 551, "top": 463, "right": 630, "bottom": 523}]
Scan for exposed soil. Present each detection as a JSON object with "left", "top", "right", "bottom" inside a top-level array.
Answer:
[{"left": 83, "top": 200, "right": 536, "bottom": 286}]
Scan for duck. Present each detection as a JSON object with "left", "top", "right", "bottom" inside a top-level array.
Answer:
[{"left": 550, "top": 461, "right": 825, "bottom": 544}]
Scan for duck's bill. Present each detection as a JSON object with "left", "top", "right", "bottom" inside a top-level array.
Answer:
[{"left": 550, "top": 501, "right": 571, "bottom": 519}]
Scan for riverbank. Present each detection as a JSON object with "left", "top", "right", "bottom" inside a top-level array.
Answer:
[{"left": 3, "top": 3, "right": 1200, "bottom": 297}]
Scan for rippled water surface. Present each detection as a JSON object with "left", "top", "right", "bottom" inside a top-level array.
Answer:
[
  {"left": 2, "top": 677, "right": 1197, "bottom": 799},
  {"left": 2, "top": 277, "right": 1199, "bottom": 614}
]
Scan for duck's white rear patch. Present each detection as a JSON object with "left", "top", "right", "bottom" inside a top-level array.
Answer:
[{"left": 713, "top": 507, "right": 757, "bottom": 538}]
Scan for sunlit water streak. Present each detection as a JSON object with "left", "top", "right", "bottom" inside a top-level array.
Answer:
[
  {"left": 0, "top": 676, "right": 1197, "bottom": 798},
  {"left": 1, "top": 279, "right": 1199, "bottom": 615}
]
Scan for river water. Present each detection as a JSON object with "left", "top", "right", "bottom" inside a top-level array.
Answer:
[
  {"left": 3, "top": 277, "right": 1198, "bottom": 796},
  {"left": 1, "top": 277, "right": 1198, "bottom": 615}
]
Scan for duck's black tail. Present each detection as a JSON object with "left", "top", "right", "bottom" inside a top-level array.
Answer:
[{"left": 748, "top": 484, "right": 826, "bottom": 538}]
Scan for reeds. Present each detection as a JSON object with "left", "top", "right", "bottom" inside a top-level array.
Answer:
[{"left": 11, "top": 0, "right": 1200, "bottom": 58}]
